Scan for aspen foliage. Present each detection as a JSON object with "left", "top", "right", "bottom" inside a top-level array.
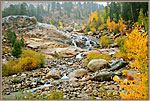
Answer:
[{"left": 115, "top": 27, "right": 148, "bottom": 99}]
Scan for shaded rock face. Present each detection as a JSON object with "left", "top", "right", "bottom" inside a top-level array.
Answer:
[
  {"left": 87, "top": 59, "right": 111, "bottom": 72},
  {"left": 94, "top": 72, "right": 115, "bottom": 81},
  {"left": 69, "top": 69, "right": 88, "bottom": 78},
  {"left": 45, "top": 69, "right": 61, "bottom": 80},
  {"left": 2, "top": 15, "right": 37, "bottom": 33}
]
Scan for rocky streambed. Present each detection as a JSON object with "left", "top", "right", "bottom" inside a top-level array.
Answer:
[
  {"left": 2, "top": 15, "right": 133, "bottom": 99},
  {"left": 2, "top": 49, "right": 130, "bottom": 99}
]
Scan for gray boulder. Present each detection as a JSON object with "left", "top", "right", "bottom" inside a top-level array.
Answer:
[
  {"left": 87, "top": 59, "right": 111, "bottom": 72},
  {"left": 69, "top": 69, "right": 88, "bottom": 78},
  {"left": 46, "top": 69, "right": 61, "bottom": 80}
]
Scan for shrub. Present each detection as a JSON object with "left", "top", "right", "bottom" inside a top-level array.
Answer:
[
  {"left": 98, "top": 24, "right": 107, "bottom": 31},
  {"left": 12, "top": 41, "right": 22, "bottom": 58},
  {"left": 99, "top": 36, "right": 113, "bottom": 48},
  {"left": 86, "top": 51, "right": 112, "bottom": 65},
  {"left": 7, "top": 30, "right": 17, "bottom": 46},
  {"left": 21, "top": 49, "right": 45, "bottom": 67},
  {"left": 115, "top": 27, "right": 148, "bottom": 99},
  {"left": 17, "top": 57, "right": 41, "bottom": 71},
  {"left": 2, "top": 60, "right": 20, "bottom": 76},
  {"left": 12, "top": 78, "right": 22, "bottom": 83},
  {"left": 2, "top": 47, "right": 12, "bottom": 53},
  {"left": 3, "top": 49, "right": 45, "bottom": 76},
  {"left": 114, "top": 36, "right": 127, "bottom": 47},
  {"left": 20, "top": 34, "right": 25, "bottom": 47},
  {"left": 90, "top": 27, "right": 96, "bottom": 33},
  {"left": 85, "top": 25, "right": 90, "bottom": 32}
]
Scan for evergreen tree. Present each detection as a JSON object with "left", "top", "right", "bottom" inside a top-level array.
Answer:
[
  {"left": 20, "top": 34, "right": 25, "bottom": 47},
  {"left": 12, "top": 41, "right": 22, "bottom": 58},
  {"left": 11, "top": 34, "right": 16, "bottom": 46}
]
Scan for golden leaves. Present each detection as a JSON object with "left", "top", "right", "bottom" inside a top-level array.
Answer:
[
  {"left": 59, "top": 21, "right": 63, "bottom": 26},
  {"left": 115, "top": 26, "right": 148, "bottom": 99}
]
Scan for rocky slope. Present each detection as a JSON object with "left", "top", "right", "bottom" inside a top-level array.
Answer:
[{"left": 2, "top": 15, "right": 135, "bottom": 99}]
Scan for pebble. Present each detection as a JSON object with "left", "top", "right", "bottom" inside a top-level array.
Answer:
[
  {"left": 21, "top": 73, "right": 26, "bottom": 77},
  {"left": 2, "top": 54, "right": 122, "bottom": 99}
]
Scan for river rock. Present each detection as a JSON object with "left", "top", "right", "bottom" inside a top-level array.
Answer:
[
  {"left": 94, "top": 72, "right": 115, "bottom": 81},
  {"left": 65, "top": 27, "right": 73, "bottom": 32},
  {"left": 69, "top": 69, "right": 88, "bottom": 78},
  {"left": 87, "top": 59, "right": 111, "bottom": 72},
  {"left": 88, "top": 31, "right": 94, "bottom": 36},
  {"left": 45, "top": 69, "right": 61, "bottom": 80}
]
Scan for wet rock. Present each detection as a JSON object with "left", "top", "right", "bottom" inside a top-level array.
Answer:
[
  {"left": 94, "top": 72, "right": 115, "bottom": 81},
  {"left": 87, "top": 59, "right": 111, "bottom": 72},
  {"left": 31, "top": 82, "right": 37, "bottom": 88},
  {"left": 21, "top": 73, "right": 26, "bottom": 77},
  {"left": 45, "top": 69, "right": 61, "bottom": 80},
  {"left": 110, "top": 43, "right": 118, "bottom": 48},
  {"left": 69, "top": 78, "right": 78, "bottom": 82},
  {"left": 108, "top": 59, "right": 128, "bottom": 71},
  {"left": 69, "top": 69, "right": 88, "bottom": 78},
  {"left": 12, "top": 75, "right": 17, "bottom": 78},
  {"left": 88, "top": 31, "right": 94, "bottom": 36}
]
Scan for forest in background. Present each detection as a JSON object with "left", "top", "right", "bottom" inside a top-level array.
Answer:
[{"left": 2, "top": 2, "right": 148, "bottom": 25}]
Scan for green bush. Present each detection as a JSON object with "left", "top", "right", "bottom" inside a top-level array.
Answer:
[
  {"left": 7, "top": 30, "right": 17, "bottom": 46},
  {"left": 100, "top": 24, "right": 108, "bottom": 29},
  {"left": 16, "top": 57, "right": 41, "bottom": 71},
  {"left": 86, "top": 51, "right": 112, "bottom": 65},
  {"left": 2, "top": 60, "right": 20, "bottom": 76},
  {"left": 20, "top": 34, "right": 25, "bottom": 47},
  {"left": 12, "top": 78, "right": 22, "bottom": 83},
  {"left": 114, "top": 36, "right": 127, "bottom": 47},
  {"left": 21, "top": 49, "right": 45, "bottom": 67},
  {"left": 99, "top": 36, "right": 113, "bottom": 48},
  {"left": 3, "top": 49, "right": 45, "bottom": 76},
  {"left": 12, "top": 41, "right": 22, "bottom": 58},
  {"left": 85, "top": 25, "right": 90, "bottom": 32}
]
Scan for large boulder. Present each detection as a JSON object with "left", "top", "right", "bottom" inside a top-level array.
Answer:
[
  {"left": 42, "top": 46, "right": 84, "bottom": 58},
  {"left": 69, "top": 69, "right": 88, "bottom": 78},
  {"left": 38, "top": 23, "right": 67, "bottom": 40},
  {"left": 45, "top": 69, "right": 61, "bottom": 80},
  {"left": 87, "top": 59, "right": 111, "bottom": 72},
  {"left": 2, "top": 15, "right": 37, "bottom": 33}
]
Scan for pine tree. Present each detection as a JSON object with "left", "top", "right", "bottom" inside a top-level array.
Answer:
[
  {"left": 20, "top": 34, "right": 25, "bottom": 47},
  {"left": 12, "top": 41, "right": 22, "bottom": 58},
  {"left": 11, "top": 34, "right": 16, "bottom": 46}
]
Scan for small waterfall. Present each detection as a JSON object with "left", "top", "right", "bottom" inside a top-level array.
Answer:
[
  {"left": 85, "top": 40, "right": 92, "bottom": 50},
  {"left": 72, "top": 39, "right": 77, "bottom": 47},
  {"left": 60, "top": 74, "right": 70, "bottom": 80},
  {"left": 76, "top": 53, "right": 83, "bottom": 59}
]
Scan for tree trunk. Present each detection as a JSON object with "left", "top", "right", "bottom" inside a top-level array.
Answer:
[{"left": 130, "top": 4, "right": 134, "bottom": 23}]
